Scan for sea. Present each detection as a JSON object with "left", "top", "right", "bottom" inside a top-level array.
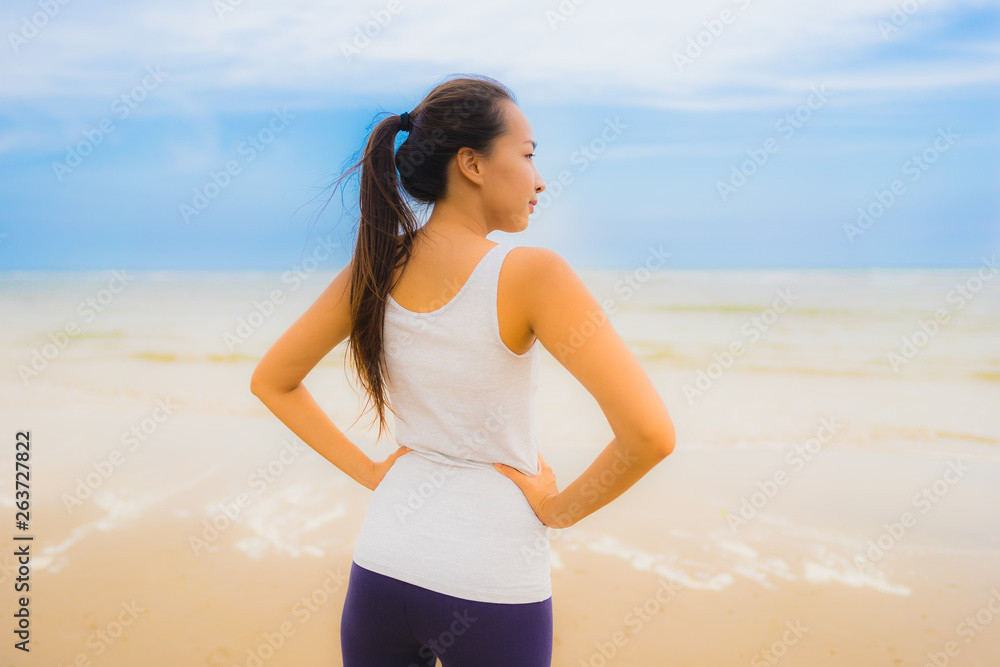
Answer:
[{"left": 0, "top": 266, "right": 998, "bottom": 665}]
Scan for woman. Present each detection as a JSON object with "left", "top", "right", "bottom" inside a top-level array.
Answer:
[{"left": 250, "top": 74, "right": 675, "bottom": 667}]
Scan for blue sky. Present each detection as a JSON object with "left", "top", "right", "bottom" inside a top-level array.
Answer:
[{"left": 0, "top": 0, "right": 997, "bottom": 270}]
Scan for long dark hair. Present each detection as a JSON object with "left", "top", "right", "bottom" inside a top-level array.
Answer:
[{"left": 319, "top": 74, "right": 517, "bottom": 442}]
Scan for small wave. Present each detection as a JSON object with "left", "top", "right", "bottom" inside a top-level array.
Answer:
[
  {"left": 130, "top": 351, "right": 259, "bottom": 364},
  {"left": 558, "top": 527, "right": 914, "bottom": 596},
  {"left": 934, "top": 430, "right": 1000, "bottom": 444},
  {"left": 203, "top": 483, "right": 350, "bottom": 560},
  {"left": 133, "top": 351, "right": 180, "bottom": 362},
  {"left": 738, "top": 364, "right": 882, "bottom": 378},
  {"left": 74, "top": 330, "right": 127, "bottom": 339}
]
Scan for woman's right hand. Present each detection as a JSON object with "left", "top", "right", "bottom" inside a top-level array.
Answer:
[{"left": 494, "top": 452, "right": 569, "bottom": 529}]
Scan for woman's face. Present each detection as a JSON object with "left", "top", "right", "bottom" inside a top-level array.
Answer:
[{"left": 479, "top": 101, "right": 546, "bottom": 233}]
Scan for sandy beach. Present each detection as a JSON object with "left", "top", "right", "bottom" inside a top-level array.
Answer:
[
  {"left": 2, "top": 442, "right": 998, "bottom": 666},
  {"left": 1, "top": 267, "right": 998, "bottom": 666}
]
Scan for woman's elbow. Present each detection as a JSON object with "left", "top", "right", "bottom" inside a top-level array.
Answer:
[
  {"left": 249, "top": 368, "right": 272, "bottom": 397},
  {"left": 660, "top": 426, "right": 676, "bottom": 457},
  {"left": 649, "top": 419, "right": 676, "bottom": 458},
  {"left": 250, "top": 371, "right": 300, "bottom": 398}
]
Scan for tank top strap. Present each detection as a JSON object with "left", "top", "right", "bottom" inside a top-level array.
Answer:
[
  {"left": 460, "top": 242, "right": 515, "bottom": 317},
  {"left": 476, "top": 241, "right": 515, "bottom": 287},
  {"left": 386, "top": 241, "right": 514, "bottom": 320}
]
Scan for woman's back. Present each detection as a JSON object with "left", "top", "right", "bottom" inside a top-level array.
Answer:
[
  {"left": 351, "top": 239, "right": 552, "bottom": 604},
  {"left": 387, "top": 236, "right": 537, "bottom": 355}
]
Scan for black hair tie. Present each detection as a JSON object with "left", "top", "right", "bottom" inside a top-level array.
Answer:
[{"left": 399, "top": 111, "right": 413, "bottom": 132}]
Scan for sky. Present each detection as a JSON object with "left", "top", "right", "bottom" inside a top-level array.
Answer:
[{"left": 0, "top": 0, "right": 998, "bottom": 270}]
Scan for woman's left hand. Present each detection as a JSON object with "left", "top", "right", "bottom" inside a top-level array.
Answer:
[{"left": 369, "top": 445, "right": 412, "bottom": 490}]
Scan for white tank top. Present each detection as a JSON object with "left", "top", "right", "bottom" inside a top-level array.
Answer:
[{"left": 351, "top": 241, "right": 551, "bottom": 604}]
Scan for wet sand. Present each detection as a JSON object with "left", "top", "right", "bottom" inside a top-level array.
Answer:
[{"left": 2, "top": 445, "right": 998, "bottom": 667}]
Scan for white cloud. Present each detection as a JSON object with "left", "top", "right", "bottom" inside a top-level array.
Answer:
[{"left": 0, "top": 0, "right": 996, "bottom": 116}]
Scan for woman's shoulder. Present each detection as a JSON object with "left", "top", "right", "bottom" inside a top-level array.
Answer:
[{"left": 502, "top": 244, "right": 575, "bottom": 286}]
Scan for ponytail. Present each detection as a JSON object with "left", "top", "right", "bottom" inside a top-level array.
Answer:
[{"left": 318, "top": 74, "right": 516, "bottom": 443}]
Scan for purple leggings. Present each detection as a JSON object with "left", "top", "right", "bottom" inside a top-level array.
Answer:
[{"left": 341, "top": 561, "right": 553, "bottom": 667}]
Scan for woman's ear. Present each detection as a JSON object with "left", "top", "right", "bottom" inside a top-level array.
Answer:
[{"left": 455, "top": 146, "right": 485, "bottom": 186}]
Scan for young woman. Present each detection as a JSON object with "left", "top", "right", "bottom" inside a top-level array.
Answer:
[{"left": 250, "top": 74, "right": 675, "bottom": 667}]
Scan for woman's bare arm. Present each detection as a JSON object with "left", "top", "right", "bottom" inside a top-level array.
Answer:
[
  {"left": 503, "top": 246, "right": 675, "bottom": 528},
  {"left": 249, "top": 261, "right": 379, "bottom": 490}
]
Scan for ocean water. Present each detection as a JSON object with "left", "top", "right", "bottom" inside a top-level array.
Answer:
[
  {"left": 584, "top": 267, "right": 1000, "bottom": 461},
  {"left": 0, "top": 269, "right": 1000, "bottom": 594},
  {"left": 2, "top": 267, "right": 998, "bottom": 461}
]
